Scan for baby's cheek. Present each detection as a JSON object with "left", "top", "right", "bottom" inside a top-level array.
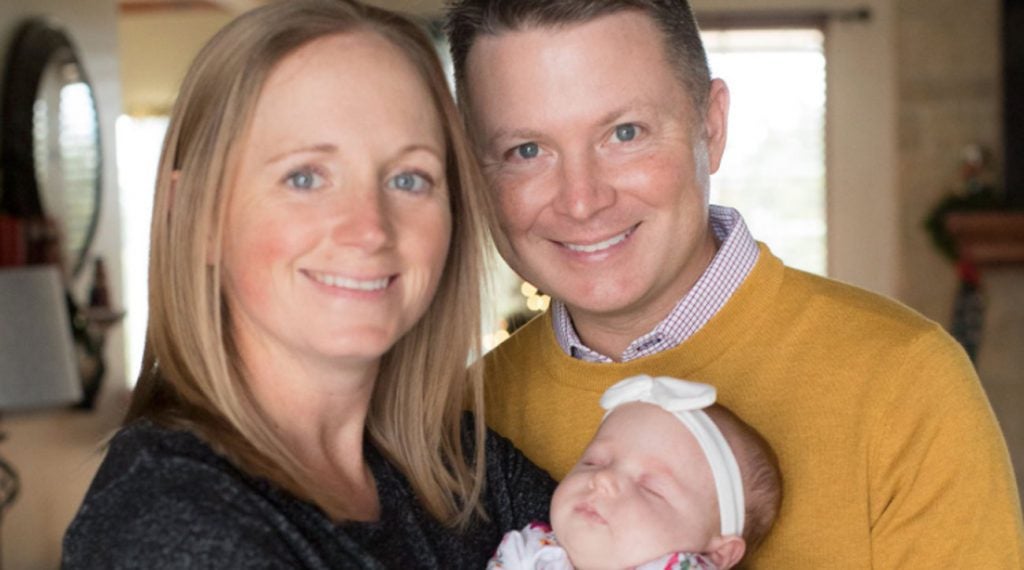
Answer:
[
  {"left": 550, "top": 473, "right": 590, "bottom": 519},
  {"left": 548, "top": 483, "right": 573, "bottom": 536}
]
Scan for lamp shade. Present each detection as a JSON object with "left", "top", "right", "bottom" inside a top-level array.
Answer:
[{"left": 0, "top": 266, "right": 82, "bottom": 410}]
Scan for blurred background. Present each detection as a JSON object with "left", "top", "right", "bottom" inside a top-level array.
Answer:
[{"left": 0, "top": 0, "right": 1021, "bottom": 567}]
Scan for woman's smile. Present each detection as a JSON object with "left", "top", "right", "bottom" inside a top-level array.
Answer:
[{"left": 302, "top": 269, "right": 394, "bottom": 293}]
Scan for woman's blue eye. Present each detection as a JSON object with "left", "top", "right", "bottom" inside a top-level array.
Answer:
[
  {"left": 614, "top": 123, "right": 638, "bottom": 142},
  {"left": 284, "top": 169, "right": 323, "bottom": 190},
  {"left": 388, "top": 171, "right": 430, "bottom": 193},
  {"left": 516, "top": 142, "right": 540, "bottom": 160}
]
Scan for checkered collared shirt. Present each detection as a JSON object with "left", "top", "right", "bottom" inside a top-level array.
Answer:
[{"left": 551, "top": 205, "right": 760, "bottom": 362}]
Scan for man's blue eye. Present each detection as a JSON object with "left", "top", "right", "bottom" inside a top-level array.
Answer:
[
  {"left": 615, "top": 123, "right": 637, "bottom": 142},
  {"left": 516, "top": 142, "right": 540, "bottom": 160},
  {"left": 285, "top": 169, "right": 323, "bottom": 190},
  {"left": 388, "top": 172, "right": 430, "bottom": 193}
]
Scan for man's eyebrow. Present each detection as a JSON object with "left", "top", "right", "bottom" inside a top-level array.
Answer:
[
  {"left": 597, "top": 107, "right": 631, "bottom": 128},
  {"left": 266, "top": 143, "right": 337, "bottom": 164},
  {"left": 597, "top": 100, "right": 659, "bottom": 126},
  {"left": 485, "top": 128, "right": 546, "bottom": 151}
]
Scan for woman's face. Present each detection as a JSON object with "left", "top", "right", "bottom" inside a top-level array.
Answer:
[{"left": 220, "top": 32, "right": 451, "bottom": 371}]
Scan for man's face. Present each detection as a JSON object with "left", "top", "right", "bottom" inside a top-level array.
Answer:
[{"left": 464, "top": 11, "right": 729, "bottom": 336}]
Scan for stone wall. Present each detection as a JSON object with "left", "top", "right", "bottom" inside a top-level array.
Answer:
[{"left": 896, "top": 0, "right": 1003, "bottom": 322}]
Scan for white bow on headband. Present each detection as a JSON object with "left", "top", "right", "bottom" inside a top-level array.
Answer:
[{"left": 600, "top": 375, "right": 745, "bottom": 537}]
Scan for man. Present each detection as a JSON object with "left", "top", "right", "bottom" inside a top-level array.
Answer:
[{"left": 445, "top": 0, "right": 1024, "bottom": 566}]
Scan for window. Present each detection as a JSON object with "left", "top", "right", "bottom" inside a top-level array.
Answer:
[
  {"left": 116, "top": 115, "right": 166, "bottom": 382},
  {"left": 703, "top": 28, "right": 827, "bottom": 275}
]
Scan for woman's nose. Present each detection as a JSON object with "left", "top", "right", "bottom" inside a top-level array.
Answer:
[{"left": 330, "top": 188, "right": 393, "bottom": 251}]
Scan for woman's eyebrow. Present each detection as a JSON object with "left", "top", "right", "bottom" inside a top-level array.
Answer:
[
  {"left": 396, "top": 143, "right": 445, "bottom": 161},
  {"left": 266, "top": 143, "right": 337, "bottom": 164}
]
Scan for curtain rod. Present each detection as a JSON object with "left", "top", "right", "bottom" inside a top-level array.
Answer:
[{"left": 696, "top": 8, "right": 872, "bottom": 30}]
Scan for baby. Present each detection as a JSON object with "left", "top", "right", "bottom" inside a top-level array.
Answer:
[{"left": 489, "top": 375, "right": 782, "bottom": 570}]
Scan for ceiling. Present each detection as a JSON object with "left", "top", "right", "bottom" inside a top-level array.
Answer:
[{"left": 118, "top": 0, "right": 446, "bottom": 17}]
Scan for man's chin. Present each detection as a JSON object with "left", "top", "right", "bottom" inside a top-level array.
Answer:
[{"left": 562, "top": 291, "right": 648, "bottom": 321}]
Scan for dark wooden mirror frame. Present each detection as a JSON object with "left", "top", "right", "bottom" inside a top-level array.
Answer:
[
  {"left": 1, "top": 18, "right": 107, "bottom": 410},
  {"left": 1, "top": 17, "right": 103, "bottom": 279}
]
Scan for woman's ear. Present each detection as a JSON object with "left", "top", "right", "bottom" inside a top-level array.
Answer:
[
  {"left": 168, "top": 169, "right": 181, "bottom": 209},
  {"left": 705, "top": 534, "right": 745, "bottom": 570}
]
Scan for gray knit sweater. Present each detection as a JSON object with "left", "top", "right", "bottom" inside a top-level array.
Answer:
[{"left": 62, "top": 418, "right": 555, "bottom": 569}]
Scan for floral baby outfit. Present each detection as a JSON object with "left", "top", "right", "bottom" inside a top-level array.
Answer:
[{"left": 488, "top": 522, "right": 718, "bottom": 570}]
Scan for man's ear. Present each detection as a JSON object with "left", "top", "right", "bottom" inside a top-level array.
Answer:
[
  {"left": 703, "top": 78, "right": 730, "bottom": 175},
  {"left": 705, "top": 534, "right": 745, "bottom": 570}
]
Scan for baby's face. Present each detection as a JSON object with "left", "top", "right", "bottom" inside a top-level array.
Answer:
[{"left": 550, "top": 403, "right": 719, "bottom": 569}]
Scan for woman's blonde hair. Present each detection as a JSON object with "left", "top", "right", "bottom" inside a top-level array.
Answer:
[{"left": 126, "top": 0, "right": 494, "bottom": 528}]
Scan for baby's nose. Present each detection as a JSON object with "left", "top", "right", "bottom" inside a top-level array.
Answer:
[{"left": 588, "top": 468, "right": 620, "bottom": 495}]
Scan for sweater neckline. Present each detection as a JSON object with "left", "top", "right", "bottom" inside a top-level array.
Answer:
[{"left": 536, "top": 243, "right": 785, "bottom": 391}]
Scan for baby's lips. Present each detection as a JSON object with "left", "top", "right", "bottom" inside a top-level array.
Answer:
[{"left": 573, "top": 501, "right": 607, "bottom": 525}]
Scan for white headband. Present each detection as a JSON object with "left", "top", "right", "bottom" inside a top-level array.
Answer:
[{"left": 599, "top": 375, "right": 745, "bottom": 537}]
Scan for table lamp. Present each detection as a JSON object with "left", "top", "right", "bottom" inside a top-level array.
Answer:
[{"left": 0, "top": 265, "right": 83, "bottom": 529}]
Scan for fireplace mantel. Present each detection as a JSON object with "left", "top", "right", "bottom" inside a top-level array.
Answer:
[{"left": 944, "top": 211, "right": 1024, "bottom": 266}]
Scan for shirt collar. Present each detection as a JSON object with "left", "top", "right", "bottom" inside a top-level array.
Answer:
[{"left": 551, "top": 205, "right": 759, "bottom": 362}]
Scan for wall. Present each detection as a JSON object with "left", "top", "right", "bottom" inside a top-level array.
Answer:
[
  {"left": 119, "top": 8, "right": 233, "bottom": 116},
  {"left": 688, "top": 0, "right": 1006, "bottom": 329},
  {"left": 896, "top": 0, "right": 1002, "bottom": 326},
  {"left": 0, "top": 1, "right": 124, "bottom": 568}
]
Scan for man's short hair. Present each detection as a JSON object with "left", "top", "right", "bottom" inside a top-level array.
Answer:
[{"left": 444, "top": 0, "right": 712, "bottom": 118}]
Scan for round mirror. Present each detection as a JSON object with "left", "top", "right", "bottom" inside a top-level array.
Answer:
[{"left": 2, "top": 18, "right": 102, "bottom": 278}]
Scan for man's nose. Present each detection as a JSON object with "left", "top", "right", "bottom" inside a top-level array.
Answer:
[
  {"left": 330, "top": 186, "right": 393, "bottom": 251},
  {"left": 552, "top": 151, "right": 615, "bottom": 221}
]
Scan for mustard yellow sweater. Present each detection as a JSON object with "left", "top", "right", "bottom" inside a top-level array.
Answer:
[{"left": 483, "top": 245, "right": 1024, "bottom": 568}]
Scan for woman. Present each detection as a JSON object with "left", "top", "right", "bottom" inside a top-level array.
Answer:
[{"left": 62, "top": 1, "right": 553, "bottom": 567}]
